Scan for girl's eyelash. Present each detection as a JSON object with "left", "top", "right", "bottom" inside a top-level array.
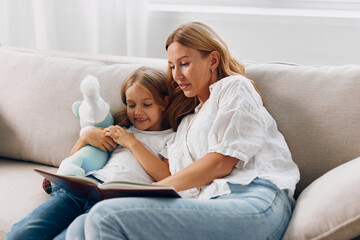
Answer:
[{"left": 127, "top": 104, "right": 152, "bottom": 108}]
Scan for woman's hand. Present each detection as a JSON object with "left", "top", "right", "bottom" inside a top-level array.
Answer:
[
  {"left": 153, "top": 153, "right": 240, "bottom": 191},
  {"left": 104, "top": 125, "right": 137, "bottom": 149}
]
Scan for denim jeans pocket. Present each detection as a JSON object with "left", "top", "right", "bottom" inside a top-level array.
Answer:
[{"left": 227, "top": 180, "right": 278, "bottom": 213}]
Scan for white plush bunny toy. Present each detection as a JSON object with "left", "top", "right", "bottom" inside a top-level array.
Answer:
[{"left": 57, "top": 75, "right": 114, "bottom": 177}]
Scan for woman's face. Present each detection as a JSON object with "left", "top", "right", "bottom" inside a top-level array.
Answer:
[
  {"left": 126, "top": 85, "right": 165, "bottom": 131},
  {"left": 167, "top": 42, "right": 216, "bottom": 104}
]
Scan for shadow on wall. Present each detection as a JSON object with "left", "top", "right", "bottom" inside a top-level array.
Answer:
[{"left": 0, "top": 111, "right": 21, "bottom": 161}]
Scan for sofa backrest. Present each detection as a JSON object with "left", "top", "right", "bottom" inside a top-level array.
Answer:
[
  {"left": 0, "top": 47, "right": 166, "bottom": 167},
  {"left": 245, "top": 62, "right": 360, "bottom": 197},
  {"left": 0, "top": 47, "right": 359, "bottom": 197}
]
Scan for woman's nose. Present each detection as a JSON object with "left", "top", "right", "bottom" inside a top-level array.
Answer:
[{"left": 174, "top": 68, "right": 183, "bottom": 81}]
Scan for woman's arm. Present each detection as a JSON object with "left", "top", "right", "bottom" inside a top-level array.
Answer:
[
  {"left": 69, "top": 128, "right": 117, "bottom": 156},
  {"left": 104, "top": 125, "right": 171, "bottom": 181},
  {"left": 154, "top": 152, "right": 242, "bottom": 191}
]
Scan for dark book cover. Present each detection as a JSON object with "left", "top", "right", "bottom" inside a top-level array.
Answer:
[{"left": 35, "top": 169, "right": 181, "bottom": 201}]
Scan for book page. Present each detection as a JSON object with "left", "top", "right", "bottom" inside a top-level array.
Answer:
[
  {"left": 100, "top": 181, "right": 174, "bottom": 190},
  {"left": 64, "top": 175, "right": 100, "bottom": 186},
  {"left": 34, "top": 169, "right": 100, "bottom": 186}
]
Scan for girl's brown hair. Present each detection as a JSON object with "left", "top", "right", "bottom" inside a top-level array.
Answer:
[
  {"left": 165, "top": 21, "right": 261, "bottom": 131},
  {"left": 114, "top": 66, "right": 170, "bottom": 130}
]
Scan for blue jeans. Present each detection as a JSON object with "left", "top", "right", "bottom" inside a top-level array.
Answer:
[
  {"left": 66, "top": 178, "right": 293, "bottom": 240},
  {"left": 6, "top": 189, "right": 96, "bottom": 240}
]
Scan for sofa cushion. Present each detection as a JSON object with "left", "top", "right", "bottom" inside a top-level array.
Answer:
[
  {"left": 0, "top": 48, "right": 166, "bottom": 167},
  {"left": 245, "top": 62, "right": 360, "bottom": 197},
  {"left": 283, "top": 157, "right": 360, "bottom": 240},
  {"left": 0, "top": 158, "right": 57, "bottom": 237}
]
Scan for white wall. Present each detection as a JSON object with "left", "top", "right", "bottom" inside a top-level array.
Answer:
[
  {"left": 1, "top": 1, "right": 360, "bottom": 66},
  {"left": 146, "top": 6, "right": 360, "bottom": 65}
]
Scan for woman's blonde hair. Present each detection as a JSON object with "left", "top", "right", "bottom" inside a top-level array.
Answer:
[
  {"left": 165, "top": 21, "right": 260, "bottom": 130},
  {"left": 114, "top": 66, "right": 170, "bottom": 130}
]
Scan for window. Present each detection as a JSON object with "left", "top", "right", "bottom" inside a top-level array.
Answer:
[
  {"left": 150, "top": 0, "right": 360, "bottom": 11},
  {"left": 149, "top": 0, "right": 360, "bottom": 19}
]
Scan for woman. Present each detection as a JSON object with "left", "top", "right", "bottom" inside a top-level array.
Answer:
[{"left": 68, "top": 21, "right": 300, "bottom": 240}]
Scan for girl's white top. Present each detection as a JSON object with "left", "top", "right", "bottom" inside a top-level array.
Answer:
[
  {"left": 165, "top": 75, "right": 300, "bottom": 200},
  {"left": 90, "top": 126, "right": 175, "bottom": 184}
]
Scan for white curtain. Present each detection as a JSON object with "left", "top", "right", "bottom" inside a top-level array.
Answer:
[{"left": 0, "top": 0, "right": 149, "bottom": 57}]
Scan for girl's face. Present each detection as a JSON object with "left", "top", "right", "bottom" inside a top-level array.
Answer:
[
  {"left": 167, "top": 42, "right": 217, "bottom": 104},
  {"left": 126, "top": 84, "right": 165, "bottom": 131}
]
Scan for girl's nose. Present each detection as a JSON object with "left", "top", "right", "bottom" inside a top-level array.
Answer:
[{"left": 134, "top": 106, "right": 144, "bottom": 114}]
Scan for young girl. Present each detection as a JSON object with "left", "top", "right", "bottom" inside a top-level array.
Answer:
[{"left": 7, "top": 66, "right": 175, "bottom": 240}]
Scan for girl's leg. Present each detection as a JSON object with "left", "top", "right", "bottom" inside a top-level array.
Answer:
[
  {"left": 6, "top": 189, "right": 88, "bottom": 240},
  {"left": 80, "top": 179, "right": 292, "bottom": 240}
]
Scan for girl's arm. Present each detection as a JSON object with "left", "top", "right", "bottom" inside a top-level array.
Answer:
[
  {"left": 154, "top": 152, "right": 242, "bottom": 191},
  {"left": 69, "top": 128, "right": 117, "bottom": 156},
  {"left": 127, "top": 140, "right": 171, "bottom": 181},
  {"left": 105, "top": 125, "right": 171, "bottom": 181}
]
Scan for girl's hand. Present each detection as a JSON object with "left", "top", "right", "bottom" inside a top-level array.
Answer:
[
  {"left": 81, "top": 127, "right": 117, "bottom": 151},
  {"left": 105, "top": 126, "right": 171, "bottom": 181},
  {"left": 104, "top": 125, "right": 138, "bottom": 149},
  {"left": 69, "top": 127, "right": 117, "bottom": 156}
]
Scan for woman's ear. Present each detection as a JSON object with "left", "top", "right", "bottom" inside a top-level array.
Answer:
[
  {"left": 161, "top": 96, "right": 170, "bottom": 111},
  {"left": 210, "top": 51, "right": 220, "bottom": 70}
]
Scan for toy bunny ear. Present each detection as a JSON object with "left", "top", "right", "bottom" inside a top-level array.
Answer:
[{"left": 72, "top": 101, "right": 82, "bottom": 118}]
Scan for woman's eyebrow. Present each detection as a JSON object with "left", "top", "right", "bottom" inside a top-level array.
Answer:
[{"left": 168, "top": 56, "right": 189, "bottom": 64}]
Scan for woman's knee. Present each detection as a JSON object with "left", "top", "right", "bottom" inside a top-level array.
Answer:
[{"left": 66, "top": 214, "right": 87, "bottom": 240}]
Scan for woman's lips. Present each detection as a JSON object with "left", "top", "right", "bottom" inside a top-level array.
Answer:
[{"left": 179, "top": 83, "right": 191, "bottom": 91}]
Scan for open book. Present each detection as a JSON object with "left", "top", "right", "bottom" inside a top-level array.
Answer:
[{"left": 35, "top": 169, "right": 181, "bottom": 201}]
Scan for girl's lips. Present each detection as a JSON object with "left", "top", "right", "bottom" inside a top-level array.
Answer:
[{"left": 135, "top": 118, "right": 148, "bottom": 123}]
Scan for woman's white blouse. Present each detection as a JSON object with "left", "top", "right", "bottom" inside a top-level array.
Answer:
[{"left": 166, "top": 75, "right": 300, "bottom": 200}]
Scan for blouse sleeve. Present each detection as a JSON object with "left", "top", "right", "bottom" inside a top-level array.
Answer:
[
  {"left": 207, "top": 77, "right": 268, "bottom": 166},
  {"left": 159, "top": 132, "right": 176, "bottom": 159}
]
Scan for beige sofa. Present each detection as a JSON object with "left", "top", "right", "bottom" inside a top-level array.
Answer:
[{"left": 0, "top": 47, "right": 359, "bottom": 240}]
